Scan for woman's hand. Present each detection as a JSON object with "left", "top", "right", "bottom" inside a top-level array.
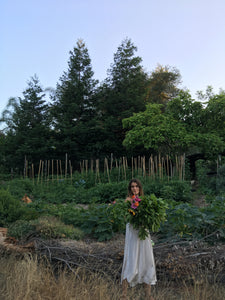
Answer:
[{"left": 125, "top": 197, "right": 132, "bottom": 202}]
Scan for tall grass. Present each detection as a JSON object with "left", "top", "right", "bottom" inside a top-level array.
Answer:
[{"left": 0, "top": 255, "right": 224, "bottom": 300}]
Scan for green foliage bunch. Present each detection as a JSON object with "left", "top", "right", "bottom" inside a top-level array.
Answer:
[{"left": 126, "top": 194, "right": 168, "bottom": 240}]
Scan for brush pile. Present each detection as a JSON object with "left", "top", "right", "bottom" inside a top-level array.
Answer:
[{"left": 1, "top": 230, "right": 225, "bottom": 283}]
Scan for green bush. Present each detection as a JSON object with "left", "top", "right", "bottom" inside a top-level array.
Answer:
[
  {"left": 0, "top": 189, "right": 29, "bottom": 226},
  {"left": 196, "top": 160, "right": 217, "bottom": 194},
  {"left": 216, "top": 165, "right": 225, "bottom": 194},
  {"left": 8, "top": 219, "right": 35, "bottom": 239},
  {"left": 8, "top": 216, "right": 84, "bottom": 240},
  {"left": 91, "top": 181, "right": 128, "bottom": 203},
  {"left": 160, "top": 196, "right": 225, "bottom": 243},
  {"left": 143, "top": 180, "right": 192, "bottom": 202},
  {"left": 7, "top": 178, "right": 34, "bottom": 198}
]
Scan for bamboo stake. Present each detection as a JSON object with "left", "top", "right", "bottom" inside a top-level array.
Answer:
[
  {"left": 162, "top": 156, "right": 165, "bottom": 180},
  {"left": 85, "top": 160, "right": 88, "bottom": 175},
  {"left": 41, "top": 160, "right": 44, "bottom": 185},
  {"left": 69, "top": 160, "right": 73, "bottom": 184},
  {"left": 32, "top": 164, "right": 34, "bottom": 185},
  {"left": 82, "top": 160, "right": 85, "bottom": 174},
  {"left": 115, "top": 159, "right": 118, "bottom": 169},
  {"left": 59, "top": 160, "right": 63, "bottom": 179},
  {"left": 95, "top": 159, "right": 101, "bottom": 183},
  {"left": 123, "top": 157, "right": 126, "bottom": 181},
  {"left": 166, "top": 155, "right": 169, "bottom": 181},
  {"left": 118, "top": 159, "right": 121, "bottom": 182},
  {"left": 47, "top": 160, "right": 50, "bottom": 184},
  {"left": 52, "top": 160, "right": 54, "bottom": 182},
  {"left": 179, "top": 155, "right": 182, "bottom": 181},
  {"left": 150, "top": 155, "right": 154, "bottom": 179},
  {"left": 154, "top": 156, "right": 158, "bottom": 177},
  {"left": 105, "top": 158, "right": 110, "bottom": 183},
  {"left": 57, "top": 160, "right": 59, "bottom": 182},
  {"left": 110, "top": 153, "right": 113, "bottom": 171},
  {"left": 142, "top": 156, "right": 146, "bottom": 178},
  {"left": 158, "top": 154, "right": 162, "bottom": 179},
  {"left": 182, "top": 153, "right": 185, "bottom": 180},
  {"left": 37, "top": 160, "right": 42, "bottom": 184},
  {"left": 175, "top": 155, "right": 178, "bottom": 178},
  {"left": 170, "top": 159, "right": 173, "bottom": 178},
  {"left": 138, "top": 156, "right": 141, "bottom": 176},
  {"left": 65, "top": 154, "right": 68, "bottom": 179},
  {"left": 134, "top": 157, "right": 137, "bottom": 175}
]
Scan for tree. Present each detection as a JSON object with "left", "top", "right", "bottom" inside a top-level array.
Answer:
[
  {"left": 145, "top": 64, "right": 181, "bottom": 106},
  {"left": 51, "top": 39, "right": 98, "bottom": 161},
  {"left": 0, "top": 75, "right": 51, "bottom": 170},
  {"left": 97, "top": 38, "right": 149, "bottom": 157},
  {"left": 123, "top": 103, "right": 191, "bottom": 155},
  {"left": 123, "top": 91, "right": 225, "bottom": 159}
]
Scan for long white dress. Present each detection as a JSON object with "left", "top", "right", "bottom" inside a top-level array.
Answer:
[{"left": 121, "top": 223, "right": 157, "bottom": 287}]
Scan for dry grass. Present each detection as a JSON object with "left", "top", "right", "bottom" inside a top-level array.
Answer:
[{"left": 0, "top": 255, "right": 225, "bottom": 300}]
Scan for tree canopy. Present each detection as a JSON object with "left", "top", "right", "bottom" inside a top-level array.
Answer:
[{"left": 1, "top": 38, "right": 225, "bottom": 174}]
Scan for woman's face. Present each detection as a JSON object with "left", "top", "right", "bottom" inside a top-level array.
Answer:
[{"left": 130, "top": 182, "right": 140, "bottom": 196}]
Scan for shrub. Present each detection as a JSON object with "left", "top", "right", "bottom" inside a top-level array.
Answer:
[
  {"left": 143, "top": 180, "right": 192, "bottom": 202},
  {"left": 195, "top": 160, "right": 217, "bottom": 194},
  {"left": 91, "top": 181, "right": 128, "bottom": 203},
  {"left": 8, "top": 216, "right": 84, "bottom": 240},
  {"left": 8, "top": 220, "right": 35, "bottom": 239},
  {"left": 0, "top": 189, "right": 27, "bottom": 226},
  {"left": 216, "top": 164, "right": 225, "bottom": 194}
]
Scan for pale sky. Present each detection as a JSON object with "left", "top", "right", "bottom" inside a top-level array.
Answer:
[{"left": 1, "top": 0, "right": 225, "bottom": 118}]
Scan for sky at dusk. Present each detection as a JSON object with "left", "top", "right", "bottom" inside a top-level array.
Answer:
[{"left": 1, "top": 0, "right": 225, "bottom": 119}]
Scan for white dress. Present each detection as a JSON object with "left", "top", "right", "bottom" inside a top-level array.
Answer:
[{"left": 121, "top": 223, "right": 157, "bottom": 287}]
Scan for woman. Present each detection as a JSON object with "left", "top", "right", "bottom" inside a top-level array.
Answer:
[{"left": 121, "top": 179, "right": 156, "bottom": 300}]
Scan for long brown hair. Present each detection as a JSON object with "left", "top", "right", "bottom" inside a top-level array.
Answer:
[{"left": 128, "top": 178, "right": 144, "bottom": 197}]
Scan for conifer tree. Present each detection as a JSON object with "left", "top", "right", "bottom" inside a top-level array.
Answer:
[
  {"left": 1, "top": 75, "right": 51, "bottom": 170},
  {"left": 97, "top": 38, "right": 148, "bottom": 157},
  {"left": 52, "top": 39, "right": 98, "bottom": 161}
]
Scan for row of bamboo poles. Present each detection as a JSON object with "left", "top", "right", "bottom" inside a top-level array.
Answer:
[{"left": 23, "top": 154, "right": 186, "bottom": 184}]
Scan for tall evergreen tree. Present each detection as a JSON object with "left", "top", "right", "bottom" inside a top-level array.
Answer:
[
  {"left": 97, "top": 38, "right": 148, "bottom": 157},
  {"left": 52, "top": 39, "right": 98, "bottom": 162},
  {"left": 1, "top": 75, "right": 51, "bottom": 170}
]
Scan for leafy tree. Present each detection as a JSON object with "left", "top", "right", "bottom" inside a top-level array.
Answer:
[
  {"left": 123, "top": 91, "right": 225, "bottom": 160},
  {"left": 166, "top": 90, "right": 204, "bottom": 131},
  {"left": 145, "top": 64, "right": 181, "bottom": 106},
  {"left": 123, "top": 103, "right": 191, "bottom": 155},
  {"left": 203, "top": 92, "right": 225, "bottom": 139},
  {"left": 97, "top": 38, "right": 149, "bottom": 157},
  {"left": 51, "top": 39, "right": 98, "bottom": 161},
  {"left": 0, "top": 75, "right": 51, "bottom": 171}
]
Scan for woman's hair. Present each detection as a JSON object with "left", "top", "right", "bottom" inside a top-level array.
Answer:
[{"left": 128, "top": 178, "right": 144, "bottom": 197}]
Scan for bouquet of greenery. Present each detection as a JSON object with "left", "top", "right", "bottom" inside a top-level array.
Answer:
[{"left": 126, "top": 194, "right": 168, "bottom": 240}]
